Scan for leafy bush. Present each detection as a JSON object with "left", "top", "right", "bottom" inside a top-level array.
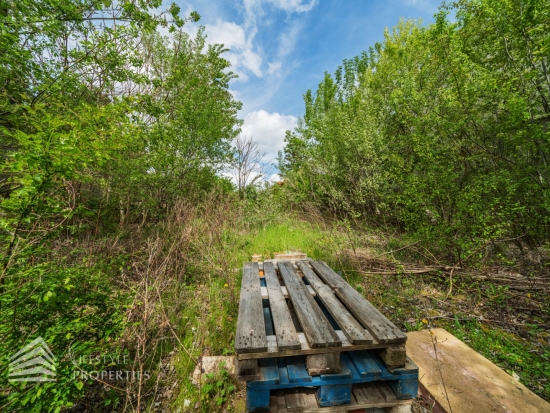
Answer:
[{"left": 279, "top": 0, "right": 550, "bottom": 261}]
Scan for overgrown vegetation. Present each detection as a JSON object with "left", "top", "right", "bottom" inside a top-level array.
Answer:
[
  {"left": 1, "top": 0, "right": 549, "bottom": 412},
  {"left": 279, "top": 0, "right": 550, "bottom": 261}
]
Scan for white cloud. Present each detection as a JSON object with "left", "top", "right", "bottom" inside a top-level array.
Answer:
[
  {"left": 180, "top": 0, "right": 317, "bottom": 83},
  {"left": 269, "top": 173, "right": 283, "bottom": 182},
  {"left": 202, "top": 20, "right": 263, "bottom": 78},
  {"left": 236, "top": 0, "right": 317, "bottom": 78},
  {"left": 268, "top": 0, "right": 318, "bottom": 13},
  {"left": 241, "top": 110, "right": 297, "bottom": 160},
  {"left": 267, "top": 61, "right": 282, "bottom": 76}
]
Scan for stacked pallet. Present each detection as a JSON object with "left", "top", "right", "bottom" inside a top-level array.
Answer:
[{"left": 236, "top": 259, "right": 418, "bottom": 413}]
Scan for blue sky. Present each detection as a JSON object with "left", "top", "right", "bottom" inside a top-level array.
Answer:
[{"left": 175, "top": 0, "right": 442, "bottom": 163}]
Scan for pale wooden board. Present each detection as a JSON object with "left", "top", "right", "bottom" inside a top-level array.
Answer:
[
  {"left": 237, "top": 332, "right": 404, "bottom": 360},
  {"left": 407, "top": 328, "right": 550, "bottom": 413},
  {"left": 272, "top": 384, "right": 412, "bottom": 412},
  {"left": 308, "top": 260, "right": 406, "bottom": 344},
  {"left": 298, "top": 261, "right": 374, "bottom": 345},
  {"left": 279, "top": 261, "right": 341, "bottom": 349},
  {"left": 261, "top": 286, "right": 268, "bottom": 298},
  {"left": 267, "top": 335, "right": 278, "bottom": 352},
  {"left": 264, "top": 262, "right": 301, "bottom": 350},
  {"left": 306, "top": 285, "right": 316, "bottom": 296},
  {"left": 260, "top": 285, "right": 316, "bottom": 299},
  {"left": 235, "top": 262, "right": 267, "bottom": 353},
  {"left": 334, "top": 330, "right": 350, "bottom": 346}
]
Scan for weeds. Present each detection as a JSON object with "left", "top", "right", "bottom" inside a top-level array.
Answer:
[
  {"left": 3, "top": 188, "right": 549, "bottom": 411},
  {"left": 200, "top": 362, "right": 237, "bottom": 410}
]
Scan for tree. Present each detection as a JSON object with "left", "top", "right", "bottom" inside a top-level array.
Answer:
[
  {"left": 233, "top": 135, "right": 266, "bottom": 192},
  {"left": 0, "top": 2, "right": 243, "bottom": 411},
  {"left": 280, "top": 0, "right": 550, "bottom": 259}
]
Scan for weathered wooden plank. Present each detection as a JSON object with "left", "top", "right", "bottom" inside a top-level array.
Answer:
[
  {"left": 236, "top": 358, "right": 260, "bottom": 381},
  {"left": 298, "top": 262, "right": 374, "bottom": 345},
  {"left": 241, "top": 340, "right": 409, "bottom": 360},
  {"left": 306, "top": 285, "right": 317, "bottom": 296},
  {"left": 288, "top": 305, "right": 303, "bottom": 333},
  {"left": 376, "top": 345, "right": 406, "bottom": 368},
  {"left": 319, "top": 359, "right": 351, "bottom": 381},
  {"left": 334, "top": 329, "right": 351, "bottom": 346},
  {"left": 279, "top": 261, "right": 341, "bottom": 349},
  {"left": 235, "top": 262, "right": 267, "bottom": 354},
  {"left": 306, "top": 352, "right": 340, "bottom": 376},
  {"left": 308, "top": 261, "right": 406, "bottom": 344},
  {"left": 353, "top": 382, "right": 385, "bottom": 404},
  {"left": 285, "top": 388, "right": 309, "bottom": 410},
  {"left": 264, "top": 262, "right": 301, "bottom": 350},
  {"left": 267, "top": 335, "right": 277, "bottom": 352},
  {"left": 388, "top": 356, "right": 419, "bottom": 375},
  {"left": 268, "top": 386, "right": 413, "bottom": 412},
  {"left": 262, "top": 285, "right": 315, "bottom": 299},
  {"left": 302, "top": 390, "right": 319, "bottom": 409},
  {"left": 376, "top": 381, "right": 397, "bottom": 401},
  {"left": 268, "top": 393, "right": 281, "bottom": 413},
  {"left": 275, "top": 390, "right": 286, "bottom": 412},
  {"left": 274, "top": 252, "right": 308, "bottom": 260}
]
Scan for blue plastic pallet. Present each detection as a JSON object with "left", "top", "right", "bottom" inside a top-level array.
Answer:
[{"left": 246, "top": 350, "right": 418, "bottom": 412}]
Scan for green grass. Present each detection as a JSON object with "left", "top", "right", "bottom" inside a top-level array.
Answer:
[
  {"left": 171, "top": 219, "right": 343, "bottom": 412},
  {"left": 169, "top": 216, "right": 550, "bottom": 411},
  {"left": 242, "top": 221, "right": 334, "bottom": 261}
]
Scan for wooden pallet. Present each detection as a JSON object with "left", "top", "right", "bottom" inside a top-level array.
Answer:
[
  {"left": 236, "top": 260, "right": 407, "bottom": 379},
  {"left": 245, "top": 352, "right": 418, "bottom": 412},
  {"left": 268, "top": 383, "right": 413, "bottom": 413}
]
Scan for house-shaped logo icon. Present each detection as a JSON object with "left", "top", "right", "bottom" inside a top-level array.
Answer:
[{"left": 9, "top": 337, "right": 57, "bottom": 382}]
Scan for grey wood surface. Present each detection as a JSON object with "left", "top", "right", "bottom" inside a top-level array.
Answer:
[
  {"left": 264, "top": 262, "right": 301, "bottom": 350},
  {"left": 235, "top": 262, "right": 268, "bottom": 353},
  {"left": 354, "top": 382, "right": 385, "bottom": 404},
  {"left": 305, "top": 352, "right": 340, "bottom": 375},
  {"left": 285, "top": 389, "right": 309, "bottom": 410},
  {"left": 278, "top": 261, "right": 341, "bottom": 349},
  {"left": 297, "top": 261, "right": 374, "bottom": 345},
  {"left": 235, "top": 358, "right": 259, "bottom": 381},
  {"left": 377, "top": 382, "right": 397, "bottom": 401},
  {"left": 270, "top": 385, "right": 412, "bottom": 412},
  {"left": 308, "top": 260, "right": 406, "bottom": 344},
  {"left": 377, "top": 345, "right": 406, "bottom": 368}
]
